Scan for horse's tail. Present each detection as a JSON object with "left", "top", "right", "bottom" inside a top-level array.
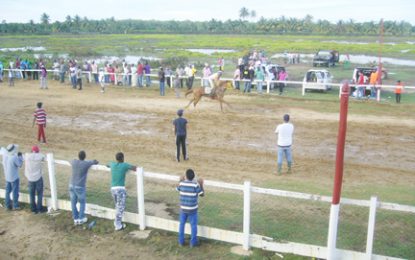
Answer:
[{"left": 185, "top": 89, "right": 193, "bottom": 97}]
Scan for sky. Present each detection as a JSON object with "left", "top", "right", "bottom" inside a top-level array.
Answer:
[{"left": 2, "top": 0, "right": 414, "bottom": 24}]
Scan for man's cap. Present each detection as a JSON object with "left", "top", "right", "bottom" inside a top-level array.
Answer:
[
  {"left": 32, "top": 145, "right": 40, "bottom": 153},
  {"left": 177, "top": 109, "right": 184, "bottom": 116}
]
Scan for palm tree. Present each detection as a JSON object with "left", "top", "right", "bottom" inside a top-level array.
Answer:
[
  {"left": 239, "top": 7, "right": 249, "bottom": 20},
  {"left": 40, "top": 13, "right": 50, "bottom": 24}
]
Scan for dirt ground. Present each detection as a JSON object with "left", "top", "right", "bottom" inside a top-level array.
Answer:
[{"left": 0, "top": 80, "right": 414, "bottom": 258}]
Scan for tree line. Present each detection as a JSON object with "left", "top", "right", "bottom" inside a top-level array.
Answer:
[{"left": 0, "top": 13, "right": 413, "bottom": 36}]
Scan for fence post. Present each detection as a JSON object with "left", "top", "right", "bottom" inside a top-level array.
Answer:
[
  {"left": 366, "top": 196, "right": 378, "bottom": 258},
  {"left": 243, "top": 181, "right": 251, "bottom": 250},
  {"left": 46, "top": 153, "right": 58, "bottom": 210},
  {"left": 136, "top": 167, "right": 146, "bottom": 230}
]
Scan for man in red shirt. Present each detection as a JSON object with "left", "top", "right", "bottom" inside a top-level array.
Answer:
[{"left": 32, "top": 102, "right": 47, "bottom": 143}]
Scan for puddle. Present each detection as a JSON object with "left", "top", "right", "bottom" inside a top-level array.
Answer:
[
  {"left": 49, "top": 112, "right": 159, "bottom": 136},
  {"left": 0, "top": 46, "right": 46, "bottom": 52},
  {"left": 322, "top": 40, "right": 369, "bottom": 45},
  {"left": 186, "top": 49, "right": 236, "bottom": 55}
]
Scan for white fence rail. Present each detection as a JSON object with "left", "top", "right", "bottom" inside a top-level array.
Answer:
[
  {"left": 3, "top": 68, "right": 415, "bottom": 96},
  {"left": 1, "top": 153, "right": 412, "bottom": 259}
]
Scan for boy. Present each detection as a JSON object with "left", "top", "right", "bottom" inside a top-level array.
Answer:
[{"left": 177, "top": 169, "right": 204, "bottom": 247}]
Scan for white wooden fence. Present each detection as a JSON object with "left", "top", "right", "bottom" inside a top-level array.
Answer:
[{"left": 1, "top": 153, "right": 412, "bottom": 259}]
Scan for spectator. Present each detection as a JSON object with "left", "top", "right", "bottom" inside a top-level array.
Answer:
[
  {"left": 158, "top": 67, "right": 166, "bottom": 96},
  {"left": 144, "top": 61, "right": 151, "bottom": 87},
  {"left": 59, "top": 60, "right": 67, "bottom": 84},
  {"left": 99, "top": 68, "right": 106, "bottom": 93},
  {"left": 275, "top": 114, "right": 294, "bottom": 174},
  {"left": 70, "top": 150, "right": 99, "bottom": 225},
  {"left": 70, "top": 64, "right": 77, "bottom": 89},
  {"left": 0, "top": 61, "right": 3, "bottom": 82},
  {"left": 218, "top": 56, "right": 225, "bottom": 71},
  {"left": 369, "top": 70, "right": 378, "bottom": 98},
  {"left": 278, "top": 69, "right": 288, "bottom": 95},
  {"left": 136, "top": 61, "right": 144, "bottom": 87},
  {"left": 40, "top": 64, "right": 48, "bottom": 90},
  {"left": 173, "top": 73, "right": 181, "bottom": 98},
  {"left": 107, "top": 152, "right": 136, "bottom": 231},
  {"left": 177, "top": 168, "right": 204, "bottom": 247},
  {"left": 2, "top": 144, "right": 23, "bottom": 210},
  {"left": 395, "top": 80, "right": 404, "bottom": 103},
  {"left": 8, "top": 64, "right": 15, "bottom": 87},
  {"left": 76, "top": 66, "right": 83, "bottom": 90},
  {"left": 233, "top": 65, "right": 241, "bottom": 90},
  {"left": 24, "top": 145, "right": 46, "bottom": 214},
  {"left": 255, "top": 66, "right": 264, "bottom": 94},
  {"left": 356, "top": 71, "right": 365, "bottom": 99},
  {"left": 91, "top": 61, "right": 98, "bottom": 84},
  {"left": 173, "top": 109, "right": 188, "bottom": 162},
  {"left": 33, "top": 102, "right": 47, "bottom": 143},
  {"left": 242, "top": 65, "right": 251, "bottom": 93}
]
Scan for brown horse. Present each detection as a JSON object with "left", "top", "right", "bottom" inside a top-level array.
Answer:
[{"left": 184, "top": 81, "right": 231, "bottom": 112}]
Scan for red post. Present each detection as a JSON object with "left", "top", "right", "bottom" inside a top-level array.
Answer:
[{"left": 332, "top": 81, "right": 350, "bottom": 205}]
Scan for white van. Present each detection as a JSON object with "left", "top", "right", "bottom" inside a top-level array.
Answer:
[{"left": 302, "top": 69, "right": 333, "bottom": 94}]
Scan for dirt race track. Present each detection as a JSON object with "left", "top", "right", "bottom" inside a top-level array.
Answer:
[{"left": 0, "top": 80, "right": 414, "bottom": 259}]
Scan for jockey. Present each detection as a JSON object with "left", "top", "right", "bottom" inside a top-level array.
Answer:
[{"left": 206, "top": 70, "right": 223, "bottom": 96}]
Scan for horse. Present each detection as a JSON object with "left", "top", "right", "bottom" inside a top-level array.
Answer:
[{"left": 184, "top": 81, "right": 231, "bottom": 112}]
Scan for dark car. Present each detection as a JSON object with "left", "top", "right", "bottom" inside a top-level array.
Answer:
[{"left": 313, "top": 50, "right": 339, "bottom": 67}]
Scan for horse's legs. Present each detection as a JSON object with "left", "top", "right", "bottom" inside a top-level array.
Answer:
[
  {"left": 193, "top": 96, "right": 201, "bottom": 107},
  {"left": 185, "top": 98, "right": 194, "bottom": 109}
]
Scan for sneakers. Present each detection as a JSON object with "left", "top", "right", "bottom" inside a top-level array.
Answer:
[
  {"left": 115, "top": 223, "right": 127, "bottom": 231},
  {"left": 74, "top": 217, "right": 88, "bottom": 225}
]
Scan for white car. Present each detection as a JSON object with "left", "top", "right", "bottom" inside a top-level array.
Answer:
[{"left": 302, "top": 69, "right": 333, "bottom": 93}]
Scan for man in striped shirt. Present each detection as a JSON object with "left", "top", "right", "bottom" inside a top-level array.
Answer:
[
  {"left": 32, "top": 102, "right": 47, "bottom": 143},
  {"left": 176, "top": 168, "right": 204, "bottom": 247}
]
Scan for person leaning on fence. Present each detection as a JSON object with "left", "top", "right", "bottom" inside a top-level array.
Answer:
[
  {"left": 40, "top": 64, "right": 48, "bottom": 90},
  {"left": 173, "top": 109, "right": 188, "bottom": 162},
  {"left": 24, "top": 145, "right": 47, "bottom": 214},
  {"left": 70, "top": 150, "right": 99, "bottom": 225},
  {"left": 177, "top": 168, "right": 204, "bottom": 247},
  {"left": 275, "top": 114, "right": 294, "bottom": 175},
  {"left": 1, "top": 144, "right": 23, "bottom": 210},
  {"left": 107, "top": 152, "right": 137, "bottom": 231}
]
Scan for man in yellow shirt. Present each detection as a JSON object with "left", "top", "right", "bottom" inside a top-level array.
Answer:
[{"left": 369, "top": 70, "right": 378, "bottom": 98}]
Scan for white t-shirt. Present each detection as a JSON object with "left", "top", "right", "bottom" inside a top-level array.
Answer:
[
  {"left": 24, "top": 153, "right": 45, "bottom": 182},
  {"left": 275, "top": 123, "right": 294, "bottom": 146}
]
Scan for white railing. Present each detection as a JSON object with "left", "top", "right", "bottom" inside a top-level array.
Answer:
[
  {"left": 1, "top": 153, "right": 411, "bottom": 259},
  {"left": 3, "top": 68, "right": 415, "bottom": 98}
]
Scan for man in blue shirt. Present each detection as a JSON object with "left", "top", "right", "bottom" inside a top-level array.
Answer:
[
  {"left": 173, "top": 109, "right": 188, "bottom": 162},
  {"left": 2, "top": 144, "right": 23, "bottom": 210},
  {"left": 176, "top": 169, "right": 204, "bottom": 247}
]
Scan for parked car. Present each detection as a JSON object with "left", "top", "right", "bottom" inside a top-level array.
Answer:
[
  {"left": 303, "top": 69, "right": 333, "bottom": 92},
  {"left": 312, "top": 50, "right": 339, "bottom": 67}
]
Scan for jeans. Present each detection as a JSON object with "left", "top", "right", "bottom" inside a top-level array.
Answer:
[
  {"left": 111, "top": 188, "right": 126, "bottom": 230},
  {"left": 145, "top": 76, "right": 151, "bottom": 87},
  {"left": 159, "top": 81, "right": 165, "bottom": 96},
  {"left": 176, "top": 135, "right": 187, "bottom": 161},
  {"left": 93, "top": 73, "right": 99, "bottom": 84},
  {"left": 137, "top": 75, "right": 143, "bottom": 87},
  {"left": 256, "top": 81, "right": 263, "bottom": 93},
  {"left": 178, "top": 210, "right": 199, "bottom": 246},
  {"left": 5, "top": 178, "right": 20, "bottom": 209},
  {"left": 71, "top": 75, "right": 77, "bottom": 88},
  {"left": 370, "top": 86, "right": 376, "bottom": 98},
  {"left": 69, "top": 185, "right": 86, "bottom": 220},
  {"left": 234, "top": 80, "right": 240, "bottom": 90},
  {"left": 277, "top": 146, "right": 292, "bottom": 169},
  {"left": 60, "top": 72, "right": 65, "bottom": 83},
  {"left": 243, "top": 81, "right": 251, "bottom": 93},
  {"left": 28, "top": 177, "right": 44, "bottom": 212}
]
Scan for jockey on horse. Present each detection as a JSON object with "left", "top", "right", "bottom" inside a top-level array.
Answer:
[{"left": 205, "top": 70, "right": 223, "bottom": 97}]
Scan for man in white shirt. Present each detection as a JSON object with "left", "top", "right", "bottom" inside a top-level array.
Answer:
[
  {"left": 25, "top": 145, "right": 46, "bottom": 213},
  {"left": 275, "top": 114, "right": 294, "bottom": 174}
]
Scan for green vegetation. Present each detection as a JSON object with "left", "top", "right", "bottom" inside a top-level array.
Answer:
[{"left": 1, "top": 13, "right": 414, "bottom": 36}]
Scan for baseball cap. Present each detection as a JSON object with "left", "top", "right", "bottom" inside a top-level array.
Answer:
[{"left": 32, "top": 145, "right": 40, "bottom": 153}]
